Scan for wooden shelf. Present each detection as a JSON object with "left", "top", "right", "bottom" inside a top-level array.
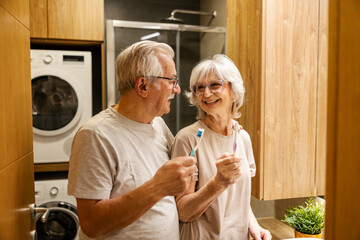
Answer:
[{"left": 34, "top": 163, "right": 69, "bottom": 172}]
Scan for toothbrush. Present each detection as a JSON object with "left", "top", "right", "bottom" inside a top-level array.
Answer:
[
  {"left": 233, "top": 122, "right": 239, "bottom": 154},
  {"left": 189, "top": 128, "right": 204, "bottom": 181},
  {"left": 190, "top": 128, "right": 205, "bottom": 157}
]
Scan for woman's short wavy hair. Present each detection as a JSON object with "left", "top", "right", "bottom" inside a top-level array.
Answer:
[
  {"left": 185, "top": 54, "right": 245, "bottom": 120},
  {"left": 115, "top": 40, "right": 175, "bottom": 95}
]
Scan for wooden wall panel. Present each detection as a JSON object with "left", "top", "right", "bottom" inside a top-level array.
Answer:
[
  {"left": 30, "top": 0, "right": 47, "bottom": 38},
  {"left": 0, "top": 6, "right": 32, "bottom": 170},
  {"left": 48, "top": 0, "right": 104, "bottom": 41},
  {"left": 325, "top": 0, "right": 360, "bottom": 239},
  {"left": 0, "top": 2, "right": 34, "bottom": 239},
  {"left": 0, "top": 0, "right": 30, "bottom": 29},
  {"left": 315, "top": 0, "right": 328, "bottom": 196}
]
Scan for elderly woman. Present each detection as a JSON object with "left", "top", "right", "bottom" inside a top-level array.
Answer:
[{"left": 171, "top": 54, "right": 271, "bottom": 240}]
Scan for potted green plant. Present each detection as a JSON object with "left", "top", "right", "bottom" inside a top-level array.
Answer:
[{"left": 282, "top": 198, "right": 325, "bottom": 238}]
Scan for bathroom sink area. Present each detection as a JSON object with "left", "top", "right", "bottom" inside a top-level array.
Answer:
[
  {"left": 251, "top": 217, "right": 294, "bottom": 240},
  {"left": 282, "top": 239, "right": 321, "bottom": 240}
]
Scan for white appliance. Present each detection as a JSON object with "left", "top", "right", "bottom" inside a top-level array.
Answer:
[
  {"left": 31, "top": 50, "right": 92, "bottom": 164},
  {"left": 35, "top": 179, "right": 79, "bottom": 240}
]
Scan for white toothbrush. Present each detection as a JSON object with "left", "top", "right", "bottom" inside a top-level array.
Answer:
[
  {"left": 233, "top": 122, "right": 239, "bottom": 154},
  {"left": 189, "top": 128, "right": 204, "bottom": 181}
]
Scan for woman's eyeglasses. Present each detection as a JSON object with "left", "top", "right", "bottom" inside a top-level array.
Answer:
[{"left": 193, "top": 80, "right": 224, "bottom": 96}]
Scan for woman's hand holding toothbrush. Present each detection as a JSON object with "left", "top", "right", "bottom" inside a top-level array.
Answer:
[{"left": 214, "top": 152, "right": 242, "bottom": 187}]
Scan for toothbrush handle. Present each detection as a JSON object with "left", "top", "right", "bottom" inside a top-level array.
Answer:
[
  {"left": 234, "top": 123, "right": 239, "bottom": 154},
  {"left": 189, "top": 150, "right": 198, "bottom": 181},
  {"left": 192, "top": 171, "right": 198, "bottom": 181}
]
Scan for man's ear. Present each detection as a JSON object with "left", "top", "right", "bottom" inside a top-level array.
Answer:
[{"left": 134, "top": 76, "right": 148, "bottom": 98}]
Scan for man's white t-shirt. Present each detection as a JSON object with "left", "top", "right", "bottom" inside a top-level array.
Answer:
[{"left": 68, "top": 106, "right": 179, "bottom": 240}]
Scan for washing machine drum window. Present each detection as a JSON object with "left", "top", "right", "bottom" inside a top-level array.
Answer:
[
  {"left": 36, "top": 202, "right": 79, "bottom": 240},
  {"left": 32, "top": 75, "right": 78, "bottom": 131}
]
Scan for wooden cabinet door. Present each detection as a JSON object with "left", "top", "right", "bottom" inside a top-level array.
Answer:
[
  {"left": 48, "top": 0, "right": 104, "bottom": 41},
  {"left": 227, "top": 0, "right": 328, "bottom": 200},
  {"left": 30, "top": 0, "right": 47, "bottom": 38},
  {"left": 261, "top": 0, "right": 319, "bottom": 200},
  {"left": 227, "top": 0, "right": 264, "bottom": 198},
  {"left": 0, "top": 3, "right": 35, "bottom": 239}
]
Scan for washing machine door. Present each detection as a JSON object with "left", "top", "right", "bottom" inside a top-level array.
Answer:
[
  {"left": 31, "top": 69, "right": 84, "bottom": 136},
  {"left": 36, "top": 202, "right": 79, "bottom": 240}
]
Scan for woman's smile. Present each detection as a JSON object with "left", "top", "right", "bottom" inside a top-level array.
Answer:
[{"left": 203, "top": 98, "right": 220, "bottom": 105}]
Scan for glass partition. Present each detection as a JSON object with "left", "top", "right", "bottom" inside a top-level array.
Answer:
[{"left": 106, "top": 20, "right": 226, "bottom": 134}]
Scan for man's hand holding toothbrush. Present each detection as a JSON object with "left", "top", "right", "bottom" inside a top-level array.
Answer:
[{"left": 152, "top": 156, "right": 197, "bottom": 197}]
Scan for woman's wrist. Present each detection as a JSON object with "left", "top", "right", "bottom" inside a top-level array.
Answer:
[{"left": 213, "top": 173, "right": 231, "bottom": 189}]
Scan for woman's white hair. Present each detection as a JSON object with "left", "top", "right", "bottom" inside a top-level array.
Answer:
[
  {"left": 115, "top": 40, "right": 175, "bottom": 95},
  {"left": 185, "top": 54, "right": 245, "bottom": 120}
]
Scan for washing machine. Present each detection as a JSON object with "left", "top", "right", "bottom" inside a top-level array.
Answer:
[
  {"left": 35, "top": 179, "right": 79, "bottom": 240},
  {"left": 31, "top": 50, "right": 92, "bottom": 164}
]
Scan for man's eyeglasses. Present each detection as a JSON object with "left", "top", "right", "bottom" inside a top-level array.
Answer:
[
  {"left": 156, "top": 76, "right": 179, "bottom": 89},
  {"left": 141, "top": 75, "right": 178, "bottom": 89},
  {"left": 193, "top": 79, "right": 225, "bottom": 96}
]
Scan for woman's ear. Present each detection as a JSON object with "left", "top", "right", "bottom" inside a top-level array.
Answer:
[{"left": 134, "top": 76, "right": 148, "bottom": 98}]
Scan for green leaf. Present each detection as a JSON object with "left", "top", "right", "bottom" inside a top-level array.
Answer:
[{"left": 281, "top": 198, "right": 325, "bottom": 235}]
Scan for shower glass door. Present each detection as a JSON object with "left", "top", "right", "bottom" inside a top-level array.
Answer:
[{"left": 106, "top": 20, "right": 226, "bottom": 134}]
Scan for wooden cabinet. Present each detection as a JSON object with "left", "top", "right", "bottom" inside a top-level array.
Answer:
[
  {"left": 30, "top": 0, "right": 47, "bottom": 38},
  {"left": 30, "top": 0, "right": 104, "bottom": 41},
  {"left": 227, "top": 0, "right": 328, "bottom": 200}
]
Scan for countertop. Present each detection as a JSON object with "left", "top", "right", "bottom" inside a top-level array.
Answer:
[{"left": 252, "top": 217, "right": 294, "bottom": 240}]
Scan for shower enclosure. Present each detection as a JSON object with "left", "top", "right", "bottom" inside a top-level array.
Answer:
[{"left": 106, "top": 19, "right": 226, "bottom": 134}]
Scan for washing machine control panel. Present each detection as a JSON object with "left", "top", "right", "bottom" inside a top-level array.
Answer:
[{"left": 35, "top": 179, "right": 77, "bottom": 206}]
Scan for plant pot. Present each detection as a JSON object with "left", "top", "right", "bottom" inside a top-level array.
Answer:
[{"left": 294, "top": 230, "right": 322, "bottom": 238}]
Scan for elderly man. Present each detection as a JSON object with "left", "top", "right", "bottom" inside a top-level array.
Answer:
[{"left": 68, "top": 41, "right": 197, "bottom": 240}]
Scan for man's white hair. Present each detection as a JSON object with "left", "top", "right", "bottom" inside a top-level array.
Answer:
[{"left": 116, "top": 40, "right": 175, "bottom": 95}]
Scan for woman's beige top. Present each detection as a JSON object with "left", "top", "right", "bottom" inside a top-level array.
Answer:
[{"left": 171, "top": 120, "right": 256, "bottom": 240}]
